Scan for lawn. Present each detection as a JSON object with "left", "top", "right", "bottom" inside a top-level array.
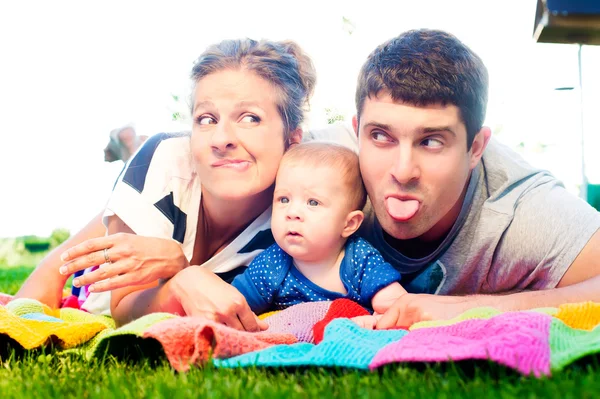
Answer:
[{"left": 2, "top": 264, "right": 600, "bottom": 398}]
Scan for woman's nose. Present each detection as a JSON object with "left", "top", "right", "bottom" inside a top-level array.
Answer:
[{"left": 210, "top": 121, "right": 237, "bottom": 152}]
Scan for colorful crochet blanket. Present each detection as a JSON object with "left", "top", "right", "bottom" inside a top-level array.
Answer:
[{"left": 2, "top": 294, "right": 600, "bottom": 377}]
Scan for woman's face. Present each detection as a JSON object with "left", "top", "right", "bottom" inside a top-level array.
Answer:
[{"left": 191, "top": 68, "right": 290, "bottom": 201}]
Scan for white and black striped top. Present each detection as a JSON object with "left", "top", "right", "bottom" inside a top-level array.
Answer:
[{"left": 82, "top": 132, "right": 275, "bottom": 315}]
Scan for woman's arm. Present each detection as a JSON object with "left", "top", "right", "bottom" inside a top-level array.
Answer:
[
  {"left": 58, "top": 217, "right": 189, "bottom": 292},
  {"left": 107, "top": 215, "right": 266, "bottom": 331},
  {"left": 15, "top": 211, "right": 106, "bottom": 308}
]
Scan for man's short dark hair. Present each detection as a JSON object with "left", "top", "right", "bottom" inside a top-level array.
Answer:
[{"left": 355, "top": 29, "right": 488, "bottom": 150}]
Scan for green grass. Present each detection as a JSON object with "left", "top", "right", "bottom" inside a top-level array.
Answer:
[
  {"left": 0, "top": 265, "right": 35, "bottom": 295},
  {"left": 2, "top": 264, "right": 600, "bottom": 398}
]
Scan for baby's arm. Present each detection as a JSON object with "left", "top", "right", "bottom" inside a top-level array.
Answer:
[
  {"left": 230, "top": 270, "right": 269, "bottom": 315},
  {"left": 230, "top": 267, "right": 273, "bottom": 316},
  {"left": 371, "top": 282, "right": 408, "bottom": 313},
  {"left": 230, "top": 246, "right": 283, "bottom": 315},
  {"left": 352, "top": 283, "right": 408, "bottom": 329}
]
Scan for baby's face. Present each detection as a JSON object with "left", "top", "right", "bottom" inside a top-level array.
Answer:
[{"left": 272, "top": 163, "right": 352, "bottom": 262}]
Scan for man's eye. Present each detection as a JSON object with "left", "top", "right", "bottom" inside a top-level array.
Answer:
[
  {"left": 307, "top": 199, "right": 319, "bottom": 206},
  {"left": 279, "top": 197, "right": 289, "bottom": 204},
  {"left": 197, "top": 116, "right": 216, "bottom": 125},
  {"left": 371, "top": 131, "right": 391, "bottom": 142},
  {"left": 241, "top": 115, "right": 260, "bottom": 123},
  {"left": 422, "top": 138, "right": 443, "bottom": 148}
]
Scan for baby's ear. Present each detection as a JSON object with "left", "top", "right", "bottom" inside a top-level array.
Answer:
[
  {"left": 288, "top": 128, "right": 303, "bottom": 146},
  {"left": 342, "top": 210, "right": 364, "bottom": 238}
]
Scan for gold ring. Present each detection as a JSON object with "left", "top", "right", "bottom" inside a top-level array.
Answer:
[{"left": 103, "top": 248, "right": 111, "bottom": 264}]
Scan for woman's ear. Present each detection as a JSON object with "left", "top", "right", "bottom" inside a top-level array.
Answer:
[
  {"left": 342, "top": 210, "right": 364, "bottom": 238},
  {"left": 289, "top": 128, "right": 303, "bottom": 147}
]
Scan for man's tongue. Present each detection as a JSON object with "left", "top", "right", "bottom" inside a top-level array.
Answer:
[{"left": 385, "top": 197, "right": 419, "bottom": 221}]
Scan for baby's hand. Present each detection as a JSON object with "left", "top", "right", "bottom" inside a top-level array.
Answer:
[{"left": 351, "top": 314, "right": 381, "bottom": 330}]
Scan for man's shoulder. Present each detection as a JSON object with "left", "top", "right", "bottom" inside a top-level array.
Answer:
[{"left": 481, "top": 138, "right": 556, "bottom": 203}]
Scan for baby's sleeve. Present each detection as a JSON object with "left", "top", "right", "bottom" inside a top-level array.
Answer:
[
  {"left": 355, "top": 240, "right": 402, "bottom": 302},
  {"left": 230, "top": 245, "right": 281, "bottom": 314}
]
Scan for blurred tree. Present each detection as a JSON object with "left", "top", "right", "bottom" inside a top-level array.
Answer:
[{"left": 325, "top": 107, "right": 345, "bottom": 124}]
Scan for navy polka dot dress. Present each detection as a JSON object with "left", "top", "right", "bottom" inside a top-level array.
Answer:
[{"left": 231, "top": 236, "right": 401, "bottom": 314}]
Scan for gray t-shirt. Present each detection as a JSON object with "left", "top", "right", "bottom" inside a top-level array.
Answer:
[{"left": 358, "top": 138, "right": 600, "bottom": 295}]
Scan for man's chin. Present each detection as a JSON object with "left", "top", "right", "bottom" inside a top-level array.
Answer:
[{"left": 378, "top": 214, "right": 425, "bottom": 241}]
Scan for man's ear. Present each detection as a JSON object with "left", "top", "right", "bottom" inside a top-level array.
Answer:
[
  {"left": 352, "top": 115, "right": 359, "bottom": 137},
  {"left": 342, "top": 210, "right": 364, "bottom": 238},
  {"left": 469, "top": 126, "right": 492, "bottom": 170}
]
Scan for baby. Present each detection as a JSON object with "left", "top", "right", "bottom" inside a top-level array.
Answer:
[{"left": 231, "top": 142, "right": 406, "bottom": 327}]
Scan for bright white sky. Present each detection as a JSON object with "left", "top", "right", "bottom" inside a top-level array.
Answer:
[{"left": 1, "top": 0, "right": 599, "bottom": 237}]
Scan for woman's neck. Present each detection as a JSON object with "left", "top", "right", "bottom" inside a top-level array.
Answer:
[{"left": 201, "top": 185, "right": 274, "bottom": 238}]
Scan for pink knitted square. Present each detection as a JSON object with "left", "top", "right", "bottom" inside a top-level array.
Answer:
[
  {"left": 0, "top": 293, "right": 13, "bottom": 306},
  {"left": 370, "top": 312, "right": 552, "bottom": 376}
]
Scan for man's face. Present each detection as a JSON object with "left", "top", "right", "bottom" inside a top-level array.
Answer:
[{"left": 357, "top": 93, "right": 479, "bottom": 242}]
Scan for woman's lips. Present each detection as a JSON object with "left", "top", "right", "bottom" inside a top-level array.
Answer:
[{"left": 211, "top": 159, "right": 251, "bottom": 170}]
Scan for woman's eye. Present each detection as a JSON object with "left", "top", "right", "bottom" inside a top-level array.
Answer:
[
  {"left": 279, "top": 197, "right": 289, "bottom": 204},
  {"left": 197, "top": 116, "right": 216, "bottom": 125},
  {"left": 241, "top": 115, "right": 260, "bottom": 123},
  {"left": 422, "top": 138, "right": 443, "bottom": 148},
  {"left": 308, "top": 199, "right": 319, "bottom": 207}
]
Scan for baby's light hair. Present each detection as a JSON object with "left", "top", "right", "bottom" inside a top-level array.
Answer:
[{"left": 280, "top": 142, "right": 367, "bottom": 211}]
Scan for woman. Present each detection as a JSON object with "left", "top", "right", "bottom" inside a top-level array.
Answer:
[{"left": 17, "top": 38, "right": 316, "bottom": 331}]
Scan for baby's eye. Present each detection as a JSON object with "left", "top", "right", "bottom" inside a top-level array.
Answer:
[
  {"left": 307, "top": 199, "right": 319, "bottom": 207},
  {"left": 279, "top": 197, "right": 289, "bottom": 204}
]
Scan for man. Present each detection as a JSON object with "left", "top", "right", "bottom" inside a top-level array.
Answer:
[{"left": 353, "top": 29, "right": 600, "bottom": 328}]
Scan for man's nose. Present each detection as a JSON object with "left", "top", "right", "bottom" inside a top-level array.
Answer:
[{"left": 390, "top": 145, "right": 420, "bottom": 184}]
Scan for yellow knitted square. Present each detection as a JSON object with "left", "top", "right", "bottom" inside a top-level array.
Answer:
[{"left": 555, "top": 301, "right": 600, "bottom": 331}]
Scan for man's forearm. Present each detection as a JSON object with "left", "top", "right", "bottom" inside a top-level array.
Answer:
[{"left": 472, "top": 274, "right": 600, "bottom": 311}]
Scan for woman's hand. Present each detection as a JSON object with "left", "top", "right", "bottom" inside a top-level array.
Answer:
[
  {"left": 59, "top": 232, "right": 189, "bottom": 292},
  {"left": 165, "top": 266, "right": 268, "bottom": 332}
]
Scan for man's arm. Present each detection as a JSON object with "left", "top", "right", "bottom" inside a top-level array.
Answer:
[
  {"left": 478, "top": 228, "right": 600, "bottom": 309},
  {"left": 375, "top": 230, "right": 600, "bottom": 328}
]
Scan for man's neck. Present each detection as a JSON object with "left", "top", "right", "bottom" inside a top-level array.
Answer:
[{"left": 383, "top": 233, "right": 444, "bottom": 259}]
